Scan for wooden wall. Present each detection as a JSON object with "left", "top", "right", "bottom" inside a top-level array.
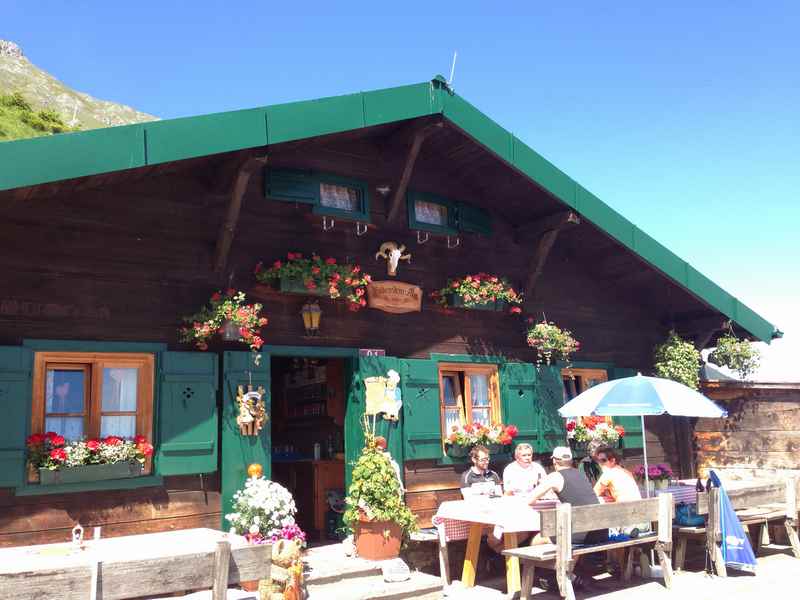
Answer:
[
  {"left": 0, "top": 474, "right": 219, "bottom": 547},
  {"left": 0, "top": 138, "right": 685, "bottom": 540},
  {"left": 695, "top": 382, "right": 800, "bottom": 480}
]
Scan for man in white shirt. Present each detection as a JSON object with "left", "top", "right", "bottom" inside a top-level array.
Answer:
[{"left": 502, "top": 443, "right": 547, "bottom": 496}]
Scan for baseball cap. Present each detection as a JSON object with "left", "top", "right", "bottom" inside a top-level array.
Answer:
[{"left": 551, "top": 446, "right": 573, "bottom": 460}]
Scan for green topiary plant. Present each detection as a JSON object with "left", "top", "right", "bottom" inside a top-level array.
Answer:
[
  {"left": 654, "top": 330, "right": 701, "bottom": 390},
  {"left": 708, "top": 326, "right": 761, "bottom": 380},
  {"left": 343, "top": 417, "right": 418, "bottom": 541}
]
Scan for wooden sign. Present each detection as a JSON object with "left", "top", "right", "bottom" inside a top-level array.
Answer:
[
  {"left": 366, "top": 281, "right": 422, "bottom": 314},
  {"left": 359, "top": 348, "right": 386, "bottom": 357}
]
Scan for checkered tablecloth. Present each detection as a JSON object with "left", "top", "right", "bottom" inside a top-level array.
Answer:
[
  {"left": 653, "top": 485, "right": 698, "bottom": 505},
  {"left": 433, "top": 498, "right": 554, "bottom": 542}
]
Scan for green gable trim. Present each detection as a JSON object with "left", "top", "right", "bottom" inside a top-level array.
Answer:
[{"left": 0, "top": 78, "right": 777, "bottom": 342}]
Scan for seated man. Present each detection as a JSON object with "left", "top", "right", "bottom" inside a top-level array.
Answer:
[
  {"left": 528, "top": 446, "right": 608, "bottom": 588},
  {"left": 461, "top": 444, "right": 502, "bottom": 494},
  {"left": 503, "top": 443, "right": 547, "bottom": 497}
]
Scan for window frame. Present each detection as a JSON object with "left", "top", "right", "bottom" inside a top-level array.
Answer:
[
  {"left": 561, "top": 367, "right": 608, "bottom": 401},
  {"left": 438, "top": 363, "right": 501, "bottom": 440},
  {"left": 407, "top": 190, "right": 459, "bottom": 235},
  {"left": 31, "top": 351, "right": 155, "bottom": 474},
  {"left": 265, "top": 168, "right": 371, "bottom": 223}
]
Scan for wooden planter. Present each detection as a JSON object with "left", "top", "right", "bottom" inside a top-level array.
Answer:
[
  {"left": 39, "top": 461, "right": 143, "bottom": 485},
  {"left": 446, "top": 293, "right": 508, "bottom": 312},
  {"left": 445, "top": 444, "right": 470, "bottom": 458},
  {"left": 278, "top": 276, "right": 329, "bottom": 297},
  {"left": 354, "top": 520, "right": 402, "bottom": 560},
  {"left": 487, "top": 443, "right": 511, "bottom": 456}
]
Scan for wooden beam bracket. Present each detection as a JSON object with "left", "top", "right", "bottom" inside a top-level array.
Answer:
[
  {"left": 522, "top": 211, "right": 580, "bottom": 299},
  {"left": 212, "top": 155, "right": 268, "bottom": 274}
]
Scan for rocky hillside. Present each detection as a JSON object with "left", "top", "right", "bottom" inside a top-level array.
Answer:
[{"left": 0, "top": 40, "right": 157, "bottom": 138}]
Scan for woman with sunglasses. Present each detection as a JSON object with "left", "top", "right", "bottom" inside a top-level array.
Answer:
[{"left": 592, "top": 447, "right": 640, "bottom": 503}]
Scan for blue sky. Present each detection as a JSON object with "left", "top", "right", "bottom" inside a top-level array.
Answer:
[{"left": 5, "top": 2, "right": 799, "bottom": 378}]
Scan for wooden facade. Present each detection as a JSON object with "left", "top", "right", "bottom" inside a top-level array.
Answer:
[{"left": 0, "top": 78, "right": 778, "bottom": 546}]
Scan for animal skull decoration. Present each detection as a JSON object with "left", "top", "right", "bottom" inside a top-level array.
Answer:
[{"left": 375, "top": 241, "right": 411, "bottom": 277}]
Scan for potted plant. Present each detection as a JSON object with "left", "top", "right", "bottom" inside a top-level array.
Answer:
[
  {"left": 255, "top": 252, "right": 372, "bottom": 311},
  {"left": 344, "top": 420, "right": 417, "bottom": 560},
  {"left": 708, "top": 324, "right": 761, "bottom": 380},
  {"left": 654, "top": 330, "right": 701, "bottom": 390},
  {"left": 178, "top": 289, "right": 268, "bottom": 359},
  {"left": 27, "top": 432, "right": 153, "bottom": 485},
  {"left": 431, "top": 273, "right": 523, "bottom": 314},
  {"left": 444, "top": 422, "right": 518, "bottom": 457},
  {"left": 633, "top": 463, "right": 673, "bottom": 491},
  {"left": 526, "top": 319, "right": 580, "bottom": 366},
  {"left": 225, "top": 476, "right": 307, "bottom": 593},
  {"left": 565, "top": 417, "right": 625, "bottom": 452}
]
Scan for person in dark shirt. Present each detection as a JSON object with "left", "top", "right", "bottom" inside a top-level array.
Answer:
[{"left": 461, "top": 444, "right": 501, "bottom": 489}]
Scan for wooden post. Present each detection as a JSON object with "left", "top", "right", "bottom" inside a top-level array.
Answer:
[
  {"left": 461, "top": 523, "right": 482, "bottom": 587},
  {"left": 520, "top": 563, "right": 536, "bottom": 600},
  {"left": 673, "top": 536, "right": 688, "bottom": 571},
  {"left": 707, "top": 487, "right": 727, "bottom": 577},
  {"left": 785, "top": 477, "right": 800, "bottom": 559},
  {"left": 503, "top": 531, "right": 521, "bottom": 595},
  {"left": 386, "top": 121, "right": 443, "bottom": 223},
  {"left": 655, "top": 493, "right": 674, "bottom": 588},
  {"left": 556, "top": 503, "right": 574, "bottom": 600},
  {"left": 212, "top": 540, "right": 232, "bottom": 600},
  {"left": 435, "top": 520, "right": 451, "bottom": 587}
]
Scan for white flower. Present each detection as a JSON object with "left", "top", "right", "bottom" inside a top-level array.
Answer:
[{"left": 249, "top": 524, "right": 260, "bottom": 535}]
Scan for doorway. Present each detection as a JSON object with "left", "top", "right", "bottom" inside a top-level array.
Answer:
[{"left": 269, "top": 355, "right": 349, "bottom": 542}]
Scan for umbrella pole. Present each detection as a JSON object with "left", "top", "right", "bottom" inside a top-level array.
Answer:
[{"left": 641, "top": 414, "right": 650, "bottom": 498}]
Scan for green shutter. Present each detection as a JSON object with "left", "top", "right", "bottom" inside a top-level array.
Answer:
[
  {"left": 500, "top": 362, "right": 537, "bottom": 449},
  {"left": 537, "top": 365, "right": 566, "bottom": 454},
  {"left": 406, "top": 190, "right": 459, "bottom": 235},
  {"left": 265, "top": 168, "right": 319, "bottom": 204},
  {"left": 0, "top": 346, "right": 32, "bottom": 488},
  {"left": 156, "top": 351, "right": 219, "bottom": 475},
  {"left": 400, "top": 358, "right": 442, "bottom": 460},
  {"left": 457, "top": 202, "right": 492, "bottom": 235},
  {"left": 608, "top": 368, "right": 643, "bottom": 449}
]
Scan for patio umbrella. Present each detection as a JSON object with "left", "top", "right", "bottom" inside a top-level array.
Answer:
[{"left": 557, "top": 374, "right": 728, "bottom": 494}]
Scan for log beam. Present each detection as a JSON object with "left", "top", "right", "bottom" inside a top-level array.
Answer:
[
  {"left": 522, "top": 211, "right": 580, "bottom": 299},
  {"left": 386, "top": 120, "right": 443, "bottom": 223},
  {"left": 212, "top": 156, "right": 268, "bottom": 274}
]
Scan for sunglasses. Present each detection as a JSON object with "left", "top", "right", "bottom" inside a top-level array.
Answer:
[
  {"left": 596, "top": 457, "right": 608, "bottom": 464},
  {"left": 476, "top": 456, "right": 490, "bottom": 462}
]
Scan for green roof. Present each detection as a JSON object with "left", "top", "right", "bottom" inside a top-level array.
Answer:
[{"left": 0, "top": 76, "right": 780, "bottom": 343}]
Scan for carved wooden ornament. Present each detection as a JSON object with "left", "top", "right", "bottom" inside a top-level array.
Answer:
[{"left": 236, "top": 384, "right": 267, "bottom": 436}]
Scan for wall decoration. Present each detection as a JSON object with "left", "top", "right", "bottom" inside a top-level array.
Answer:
[
  {"left": 366, "top": 281, "right": 422, "bottom": 314},
  {"left": 236, "top": 385, "right": 268, "bottom": 436},
  {"left": 363, "top": 369, "right": 403, "bottom": 421},
  {"left": 375, "top": 242, "right": 411, "bottom": 277},
  {"left": 431, "top": 273, "right": 522, "bottom": 314},
  {"left": 255, "top": 252, "right": 371, "bottom": 310}
]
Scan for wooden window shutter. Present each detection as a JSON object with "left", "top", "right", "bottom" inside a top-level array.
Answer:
[
  {"left": 499, "top": 362, "right": 538, "bottom": 450},
  {"left": 607, "top": 368, "right": 644, "bottom": 449},
  {"left": 536, "top": 365, "right": 567, "bottom": 453},
  {"left": 156, "top": 351, "right": 219, "bottom": 476},
  {"left": 400, "top": 359, "right": 442, "bottom": 460},
  {"left": 0, "top": 346, "right": 33, "bottom": 488},
  {"left": 457, "top": 202, "right": 492, "bottom": 235},
  {"left": 264, "top": 168, "right": 319, "bottom": 205}
]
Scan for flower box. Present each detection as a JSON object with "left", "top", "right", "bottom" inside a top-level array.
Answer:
[
  {"left": 39, "top": 460, "right": 143, "bottom": 485},
  {"left": 278, "top": 276, "right": 329, "bottom": 297},
  {"left": 445, "top": 444, "right": 470, "bottom": 458},
  {"left": 486, "top": 443, "right": 511, "bottom": 455},
  {"left": 446, "top": 293, "right": 508, "bottom": 312}
]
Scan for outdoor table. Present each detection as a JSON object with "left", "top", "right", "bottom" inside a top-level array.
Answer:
[
  {"left": 0, "top": 527, "right": 257, "bottom": 600},
  {"left": 434, "top": 497, "right": 554, "bottom": 594},
  {"left": 654, "top": 483, "right": 698, "bottom": 505}
]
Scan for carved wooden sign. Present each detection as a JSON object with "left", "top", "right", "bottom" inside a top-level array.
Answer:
[{"left": 366, "top": 281, "right": 422, "bottom": 314}]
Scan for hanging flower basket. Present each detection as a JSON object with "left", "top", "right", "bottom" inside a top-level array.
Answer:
[
  {"left": 255, "top": 252, "right": 372, "bottom": 310},
  {"left": 178, "top": 289, "right": 267, "bottom": 354},
  {"left": 653, "top": 330, "right": 700, "bottom": 390},
  {"left": 431, "top": 273, "right": 522, "bottom": 315},
  {"left": 708, "top": 325, "right": 761, "bottom": 380},
  {"left": 526, "top": 319, "right": 580, "bottom": 366}
]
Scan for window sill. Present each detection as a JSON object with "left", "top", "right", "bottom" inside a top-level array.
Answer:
[{"left": 15, "top": 474, "right": 164, "bottom": 496}]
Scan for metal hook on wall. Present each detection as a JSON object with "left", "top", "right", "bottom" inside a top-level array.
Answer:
[
  {"left": 355, "top": 221, "right": 368, "bottom": 237},
  {"left": 322, "top": 216, "right": 335, "bottom": 232},
  {"left": 446, "top": 235, "right": 461, "bottom": 249},
  {"left": 416, "top": 230, "right": 430, "bottom": 245}
]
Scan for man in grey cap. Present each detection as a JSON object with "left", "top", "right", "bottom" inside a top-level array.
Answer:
[{"left": 527, "top": 446, "right": 608, "bottom": 589}]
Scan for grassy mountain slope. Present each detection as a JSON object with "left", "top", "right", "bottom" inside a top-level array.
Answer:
[{"left": 0, "top": 40, "right": 157, "bottom": 141}]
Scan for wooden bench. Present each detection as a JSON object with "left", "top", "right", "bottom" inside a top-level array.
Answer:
[
  {"left": 503, "top": 494, "right": 674, "bottom": 600},
  {"left": 0, "top": 529, "right": 271, "bottom": 600},
  {"left": 674, "top": 478, "right": 800, "bottom": 576}
]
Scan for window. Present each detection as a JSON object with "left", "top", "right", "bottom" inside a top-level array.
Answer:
[
  {"left": 561, "top": 368, "right": 608, "bottom": 402},
  {"left": 407, "top": 190, "right": 492, "bottom": 236},
  {"left": 439, "top": 364, "right": 501, "bottom": 435},
  {"left": 265, "top": 169, "right": 370, "bottom": 222},
  {"left": 32, "top": 352, "right": 154, "bottom": 445},
  {"left": 414, "top": 199, "right": 449, "bottom": 227}
]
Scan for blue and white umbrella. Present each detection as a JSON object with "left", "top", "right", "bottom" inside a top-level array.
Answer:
[{"left": 558, "top": 374, "right": 728, "bottom": 496}]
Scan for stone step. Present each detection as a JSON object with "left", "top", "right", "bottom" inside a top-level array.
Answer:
[
  {"left": 306, "top": 570, "right": 443, "bottom": 600},
  {"left": 302, "top": 543, "right": 385, "bottom": 585}
]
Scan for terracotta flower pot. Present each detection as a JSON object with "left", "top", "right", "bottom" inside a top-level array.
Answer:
[{"left": 354, "top": 520, "right": 402, "bottom": 560}]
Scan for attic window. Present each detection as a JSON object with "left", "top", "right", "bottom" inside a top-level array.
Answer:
[
  {"left": 414, "top": 199, "right": 448, "bottom": 227},
  {"left": 320, "top": 183, "right": 361, "bottom": 212}
]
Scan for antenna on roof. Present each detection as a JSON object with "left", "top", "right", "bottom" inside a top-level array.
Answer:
[{"left": 448, "top": 51, "right": 458, "bottom": 87}]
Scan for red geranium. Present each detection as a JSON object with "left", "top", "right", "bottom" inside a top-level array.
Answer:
[
  {"left": 566, "top": 421, "right": 576, "bottom": 432},
  {"left": 49, "top": 448, "right": 67, "bottom": 462},
  {"left": 103, "top": 435, "right": 123, "bottom": 446},
  {"left": 136, "top": 442, "right": 154, "bottom": 457},
  {"left": 26, "top": 433, "right": 46, "bottom": 446},
  {"left": 615, "top": 425, "right": 625, "bottom": 438},
  {"left": 86, "top": 439, "right": 101, "bottom": 452},
  {"left": 505, "top": 425, "right": 519, "bottom": 438}
]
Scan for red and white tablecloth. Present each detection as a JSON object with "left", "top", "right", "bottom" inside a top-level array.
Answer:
[
  {"left": 433, "top": 497, "right": 554, "bottom": 542},
  {"left": 653, "top": 485, "right": 698, "bottom": 505}
]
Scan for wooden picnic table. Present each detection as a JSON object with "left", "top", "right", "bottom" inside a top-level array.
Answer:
[
  {"left": 435, "top": 497, "right": 553, "bottom": 594},
  {"left": 0, "top": 527, "right": 271, "bottom": 600}
]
